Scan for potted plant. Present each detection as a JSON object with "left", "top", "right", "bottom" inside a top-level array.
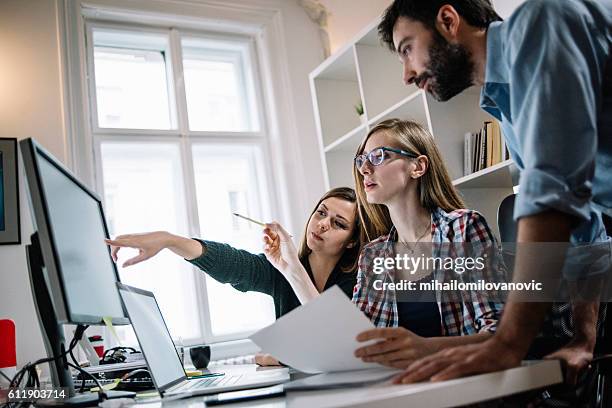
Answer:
[{"left": 354, "top": 101, "right": 365, "bottom": 124}]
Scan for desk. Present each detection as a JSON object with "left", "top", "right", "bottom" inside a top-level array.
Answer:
[{"left": 129, "top": 360, "right": 562, "bottom": 408}]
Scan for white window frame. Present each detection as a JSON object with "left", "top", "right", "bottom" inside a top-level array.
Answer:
[
  {"left": 82, "top": 19, "right": 281, "bottom": 345},
  {"left": 57, "top": 0, "right": 326, "bottom": 353}
]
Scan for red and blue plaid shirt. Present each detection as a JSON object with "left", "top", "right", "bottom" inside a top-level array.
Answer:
[{"left": 352, "top": 207, "right": 504, "bottom": 336}]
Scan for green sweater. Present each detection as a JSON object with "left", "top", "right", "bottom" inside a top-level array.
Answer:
[{"left": 187, "top": 240, "right": 357, "bottom": 318}]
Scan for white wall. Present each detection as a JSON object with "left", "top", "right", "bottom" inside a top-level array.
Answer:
[
  {"left": 493, "top": 0, "right": 528, "bottom": 19},
  {"left": 0, "top": 0, "right": 66, "bottom": 374},
  {"left": 321, "top": 0, "right": 528, "bottom": 55},
  {"left": 321, "top": 0, "right": 390, "bottom": 53}
]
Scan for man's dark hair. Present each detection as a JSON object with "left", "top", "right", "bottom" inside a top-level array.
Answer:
[{"left": 378, "top": 0, "right": 502, "bottom": 51}]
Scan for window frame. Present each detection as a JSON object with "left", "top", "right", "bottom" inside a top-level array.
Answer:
[{"left": 83, "top": 19, "right": 281, "bottom": 345}]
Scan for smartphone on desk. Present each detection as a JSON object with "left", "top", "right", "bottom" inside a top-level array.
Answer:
[{"left": 203, "top": 385, "right": 285, "bottom": 406}]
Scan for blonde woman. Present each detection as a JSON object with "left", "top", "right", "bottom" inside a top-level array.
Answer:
[{"left": 351, "top": 119, "right": 505, "bottom": 371}]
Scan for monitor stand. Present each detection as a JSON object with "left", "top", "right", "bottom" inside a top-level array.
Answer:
[{"left": 26, "top": 232, "right": 136, "bottom": 406}]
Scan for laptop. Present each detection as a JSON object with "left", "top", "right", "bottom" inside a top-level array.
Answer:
[{"left": 116, "top": 283, "right": 289, "bottom": 398}]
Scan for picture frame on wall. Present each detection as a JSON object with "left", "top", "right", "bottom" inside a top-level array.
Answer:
[{"left": 0, "top": 138, "right": 20, "bottom": 245}]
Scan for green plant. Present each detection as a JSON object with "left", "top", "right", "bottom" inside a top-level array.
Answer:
[{"left": 354, "top": 101, "right": 364, "bottom": 116}]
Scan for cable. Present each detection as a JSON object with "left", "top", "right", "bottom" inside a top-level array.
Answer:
[
  {"left": 591, "top": 354, "right": 612, "bottom": 364},
  {"left": 9, "top": 332, "right": 81, "bottom": 388},
  {"left": 120, "top": 368, "right": 149, "bottom": 382},
  {"left": 68, "top": 338, "right": 89, "bottom": 394},
  {"left": 67, "top": 340, "right": 107, "bottom": 394},
  {"left": 6, "top": 325, "right": 100, "bottom": 407},
  {"left": 69, "top": 350, "right": 85, "bottom": 393},
  {"left": 101, "top": 347, "right": 138, "bottom": 365},
  {"left": 1, "top": 369, "right": 12, "bottom": 382},
  {"left": 66, "top": 361, "right": 104, "bottom": 397}
]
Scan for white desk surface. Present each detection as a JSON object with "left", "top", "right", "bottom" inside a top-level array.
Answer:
[{"left": 131, "top": 360, "right": 562, "bottom": 408}]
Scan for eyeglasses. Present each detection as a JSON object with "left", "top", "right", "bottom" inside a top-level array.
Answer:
[{"left": 354, "top": 146, "right": 418, "bottom": 170}]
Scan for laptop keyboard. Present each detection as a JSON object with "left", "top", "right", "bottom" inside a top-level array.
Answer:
[{"left": 181, "top": 374, "right": 243, "bottom": 391}]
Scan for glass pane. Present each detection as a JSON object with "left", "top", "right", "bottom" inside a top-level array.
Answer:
[
  {"left": 182, "top": 37, "right": 260, "bottom": 132},
  {"left": 100, "top": 142, "right": 199, "bottom": 343},
  {"left": 192, "top": 144, "right": 275, "bottom": 337},
  {"left": 93, "top": 29, "right": 174, "bottom": 129}
]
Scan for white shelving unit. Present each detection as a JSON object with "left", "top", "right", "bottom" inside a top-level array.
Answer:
[{"left": 309, "top": 19, "right": 517, "bottom": 239}]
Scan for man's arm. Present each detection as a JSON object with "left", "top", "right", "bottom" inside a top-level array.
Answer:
[
  {"left": 498, "top": 211, "right": 600, "bottom": 366},
  {"left": 544, "top": 300, "right": 599, "bottom": 384},
  {"left": 494, "top": 210, "right": 574, "bottom": 355},
  {"left": 394, "top": 210, "right": 576, "bottom": 383}
]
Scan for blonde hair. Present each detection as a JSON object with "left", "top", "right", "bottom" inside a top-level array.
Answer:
[
  {"left": 353, "top": 119, "right": 465, "bottom": 241},
  {"left": 297, "top": 187, "right": 364, "bottom": 273}
]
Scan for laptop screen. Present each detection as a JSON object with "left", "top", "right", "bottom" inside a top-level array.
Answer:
[{"left": 117, "top": 284, "right": 186, "bottom": 390}]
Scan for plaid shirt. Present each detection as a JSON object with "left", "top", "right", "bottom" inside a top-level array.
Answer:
[{"left": 352, "top": 207, "right": 504, "bottom": 336}]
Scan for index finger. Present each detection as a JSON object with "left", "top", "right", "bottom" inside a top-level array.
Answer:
[
  {"left": 430, "top": 360, "right": 478, "bottom": 382},
  {"left": 356, "top": 327, "right": 403, "bottom": 342},
  {"left": 104, "top": 238, "right": 130, "bottom": 247},
  {"left": 397, "top": 355, "right": 447, "bottom": 383}
]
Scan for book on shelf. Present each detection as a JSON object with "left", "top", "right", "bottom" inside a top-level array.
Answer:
[
  {"left": 485, "top": 121, "right": 493, "bottom": 168},
  {"left": 463, "top": 132, "right": 473, "bottom": 176},
  {"left": 463, "top": 119, "right": 506, "bottom": 176}
]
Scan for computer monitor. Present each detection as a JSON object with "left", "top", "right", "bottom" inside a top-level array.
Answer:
[
  {"left": 20, "top": 138, "right": 127, "bottom": 325},
  {"left": 20, "top": 138, "right": 132, "bottom": 402}
]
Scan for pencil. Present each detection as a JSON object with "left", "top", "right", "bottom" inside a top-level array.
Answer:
[
  {"left": 232, "top": 213, "right": 265, "bottom": 226},
  {"left": 232, "top": 213, "right": 293, "bottom": 237}
]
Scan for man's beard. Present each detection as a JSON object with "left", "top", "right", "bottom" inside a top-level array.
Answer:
[{"left": 417, "top": 30, "right": 475, "bottom": 102}]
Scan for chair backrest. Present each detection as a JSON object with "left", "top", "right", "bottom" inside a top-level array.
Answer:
[
  {"left": 497, "top": 194, "right": 518, "bottom": 270},
  {"left": 497, "top": 193, "right": 517, "bottom": 244}
]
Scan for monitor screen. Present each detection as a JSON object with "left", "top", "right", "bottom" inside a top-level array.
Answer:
[{"left": 22, "top": 139, "right": 126, "bottom": 324}]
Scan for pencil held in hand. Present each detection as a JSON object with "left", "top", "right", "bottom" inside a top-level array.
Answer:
[
  {"left": 233, "top": 213, "right": 293, "bottom": 237},
  {"left": 232, "top": 213, "right": 265, "bottom": 227}
]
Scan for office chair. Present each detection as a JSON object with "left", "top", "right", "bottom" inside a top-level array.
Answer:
[
  {"left": 497, "top": 193, "right": 611, "bottom": 407},
  {"left": 498, "top": 194, "right": 518, "bottom": 270}
]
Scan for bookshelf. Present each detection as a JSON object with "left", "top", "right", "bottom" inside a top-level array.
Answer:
[{"left": 309, "top": 19, "right": 518, "bottom": 239}]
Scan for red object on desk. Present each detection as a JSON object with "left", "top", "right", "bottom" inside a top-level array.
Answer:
[
  {"left": 89, "top": 335, "right": 104, "bottom": 358},
  {"left": 0, "top": 319, "right": 16, "bottom": 368}
]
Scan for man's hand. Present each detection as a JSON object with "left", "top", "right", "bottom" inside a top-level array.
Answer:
[
  {"left": 354, "top": 327, "right": 437, "bottom": 369},
  {"left": 393, "top": 337, "right": 523, "bottom": 383},
  {"left": 545, "top": 341, "right": 594, "bottom": 385}
]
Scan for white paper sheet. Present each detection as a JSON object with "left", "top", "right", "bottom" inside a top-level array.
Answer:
[
  {"left": 284, "top": 368, "right": 401, "bottom": 390},
  {"left": 249, "top": 286, "right": 384, "bottom": 373}
]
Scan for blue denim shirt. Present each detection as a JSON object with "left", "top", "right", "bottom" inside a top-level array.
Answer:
[{"left": 480, "top": 0, "right": 612, "bottom": 244}]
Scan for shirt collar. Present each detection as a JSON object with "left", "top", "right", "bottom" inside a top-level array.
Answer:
[{"left": 483, "top": 21, "right": 507, "bottom": 85}]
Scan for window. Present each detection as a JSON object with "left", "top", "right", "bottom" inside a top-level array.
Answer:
[
  {"left": 182, "top": 37, "right": 260, "bottom": 132},
  {"left": 191, "top": 144, "right": 274, "bottom": 337},
  {"left": 86, "top": 24, "right": 276, "bottom": 345},
  {"left": 92, "top": 30, "right": 175, "bottom": 129}
]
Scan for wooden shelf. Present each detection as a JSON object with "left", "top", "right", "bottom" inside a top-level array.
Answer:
[{"left": 453, "top": 159, "right": 517, "bottom": 188}]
